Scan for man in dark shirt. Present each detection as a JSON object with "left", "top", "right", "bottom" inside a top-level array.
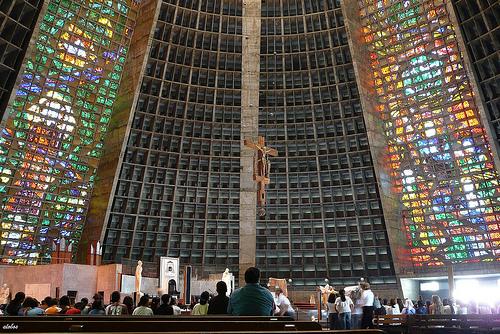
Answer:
[
  {"left": 228, "top": 267, "right": 275, "bottom": 316},
  {"left": 208, "top": 281, "right": 229, "bottom": 314},
  {"left": 156, "top": 294, "right": 174, "bottom": 315}
]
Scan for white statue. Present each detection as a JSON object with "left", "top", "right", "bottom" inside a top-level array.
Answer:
[
  {"left": 318, "top": 284, "right": 336, "bottom": 309},
  {"left": 135, "top": 260, "right": 143, "bottom": 294},
  {"left": 0, "top": 284, "right": 9, "bottom": 305},
  {"left": 222, "top": 268, "right": 233, "bottom": 296}
]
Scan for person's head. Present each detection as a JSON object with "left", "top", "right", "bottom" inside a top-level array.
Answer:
[
  {"left": 151, "top": 297, "right": 160, "bottom": 308},
  {"left": 91, "top": 299, "right": 104, "bottom": 310},
  {"left": 432, "top": 295, "right": 442, "bottom": 305},
  {"left": 110, "top": 291, "right": 121, "bottom": 303},
  {"left": 161, "top": 294, "right": 171, "bottom": 305},
  {"left": 48, "top": 298, "right": 58, "bottom": 307},
  {"left": 339, "top": 288, "right": 346, "bottom": 302},
  {"left": 216, "top": 281, "right": 227, "bottom": 296},
  {"left": 327, "top": 292, "right": 336, "bottom": 303},
  {"left": 426, "top": 300, "right": 431, "bottom": 307},
  {"left": 169, "top": 297, "right": 178, "bottom": 306},
  {"left": 397, "top": 298, "right": 404, "bottom": 309},
  {"left": 13, "top": 291, "right": 25, "bottom": 303},
  {"left": 199, "top": 291, "right": 210, "bottom": 305},
  {"left": 81, "top": 298, "right": 88, "bottom": 307},
  {"left": 244, "top": 267, "right": 260, "bottom": 284},
  {"left": 40, "top": 296, "right": 51, "bottom": 309},
  {"left": 361, "top": 282, "right": 371, "bottom": 290},
  {"left": 417, "top": 300, "right": 424, "bottom": 308},
  {"left": 275, "top": 288, "right": 283, "bottom": 296},
  {"left": 123, "top": 296, "right": 133, "bottom": 307},
  {"left": 390, "top": 298, "right": 396, "bottom": 306},
  {"left": 443, "top": 298, "right": 449, "bottom": 306},
  {"left": 404, "top": 299, "right": 414, "bottom": 309},
  {"left": 74, "top": 302, "right": 84, "bottom": 310},
  {"left": 383, "top": 298, "right": 388, "bottom": 306},
  {"left": 93, "top": 293, "right": 102, "bottom": 301},
  {"left": 138, "top": 295, "right": 150, "bottom": 307},
  {"left": 59, "top": 295, "right": 70, "bottom": 307},
  {"left": 22, "top": 297, "right": 37, "bottom": 308}
]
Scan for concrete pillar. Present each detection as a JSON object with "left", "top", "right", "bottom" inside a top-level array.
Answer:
[
  {"left": 239, "top": 0, "right": 261, "bottom": 286},
  {"left": 448, "top": 265, "right": 455, "bottom": 299}
]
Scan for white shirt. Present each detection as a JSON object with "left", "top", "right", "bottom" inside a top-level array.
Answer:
[
  {"left": 360, "top": 289, "right": 374, "bottom": 307},
  {"left": 389, "top": 304, "right": 401, "bottom": 315},
  {"left": 172, "top": 305, "right": 181, "bottom": 315},
  {"left": 335, "top": 296, "right": 353, "bottom": 314},
  {"left": 276, "top": 294, "right": 294, "bottom": 314},
  {"left": 132, "top": 306, "right": 153, "bottom": 316},
  {"left": 353, "top": 299, "right": 363, "bottom": 314},
  {"left": 327, "top": 302, "right": 336, "bottom": 314}
]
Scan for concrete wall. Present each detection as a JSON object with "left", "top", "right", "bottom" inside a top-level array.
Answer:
[
  {"left": 239, "top": 0, "right": 261, "bottom": 285},
  {"left": 0, "top": 264, "right": 121, "bottom": 301},
  {"left": 342, "top": 0, "right": 409, "bottom": 293},
  {"left": 78, "top": 0, "right": 161, "bottom": 261}
]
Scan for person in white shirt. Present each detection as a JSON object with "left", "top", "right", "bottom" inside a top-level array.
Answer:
[
  {"left": 351, "top": 295, "right": 364, "bottom": 329},
  {"left": 335, "top": 289, "right": 354, "bottom": 329},
  {"left": 274, "top": 288, "right": 295, "bottom": 318},
  {"left": 132, "top": 295, "right": 154, "bottom": 316},
  {"left": 389, "top": 298, "right": 401, "bottom": 315},
  {"left": 401, "top": 299, "right": 416, "bottom": 315},
  {"left": 327, "top": 293, "right": 338, "bottom": 329},
  {"left": 170, "top": 297, "right": 182, "bottom": 315},
  {"left": 360, "top": 282, "right": 374, "bottom": 329}
]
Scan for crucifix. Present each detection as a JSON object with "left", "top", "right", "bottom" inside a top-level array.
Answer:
[{"left": 244, "top": 136, "right": 278, "bottom": 216}]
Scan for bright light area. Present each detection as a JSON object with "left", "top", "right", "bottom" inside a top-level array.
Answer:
[
  {"left": 421, "top": 281, "right": 439, "bottom": 291},
  {"left": 454, "top": 279, "right": 500, "bottom": 306}
]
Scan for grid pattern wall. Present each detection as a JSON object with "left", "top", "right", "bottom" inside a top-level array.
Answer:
[
  {"left": 0, "top": 0, "right": 136, "bottom": 264},
  {"left": 258, "top": 0, "right": 396, "bottom": 286},
  {"left": 0, "top": 0, "right": 42, "bottom": 117},
  {"left": 453, "top": 0, "right": 500, "bottom": 147},
  {"left": 102, "top": 0, "right": 243, "bottom": 273},
  {"left": 359, "top": 0, "right": 500, "bottom": 267}
]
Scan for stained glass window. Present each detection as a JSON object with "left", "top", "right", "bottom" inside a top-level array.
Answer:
[
  {"left": 0, "top": 0, "right": 136, "bottom": 264},
  {"left": 358, "top": 0, "right": 500, "bottom": 266}
]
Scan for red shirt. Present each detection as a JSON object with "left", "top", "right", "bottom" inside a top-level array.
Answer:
[{"left": 65, "top": 308, "right": 81, "bottom": 315}]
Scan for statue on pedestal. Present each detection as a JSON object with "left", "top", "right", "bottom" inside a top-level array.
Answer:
[
  {"left": 0, "top": 284, "right": 9, "bottom": 305},
  {"left": 222, "top": 268, "right": 233, "bottom": 296},
  {"left": 135, "top": 260, "right": 143, "bottom": 294},
  {"left": 318, "top": 284, "right": 336, "bottom": 309}
]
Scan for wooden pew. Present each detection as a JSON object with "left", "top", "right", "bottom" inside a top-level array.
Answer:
[
  {"left": 374, "top": 314, "right": 500, "bottom": 334},
  {"left": 0, "top": 316, "right": 293, "bottom": 322},
  {"left": 0, "top": 319, "right": 322, "bottom": 332},
  {"left": 373, "top": 314, "right": 407, "bottom": 334}
]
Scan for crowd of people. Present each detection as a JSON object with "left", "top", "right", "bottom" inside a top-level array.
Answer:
[
  {"left": 0, "top": 267, "right": 292, "bottom": 318},
  {"left": 325, "top": 283, "right": 500, "bottom": 330},
  {"left": 1, "top": 267, "right": 498, "bottom": 329}
]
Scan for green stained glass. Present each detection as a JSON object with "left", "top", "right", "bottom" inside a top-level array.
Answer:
[
  {"left": 0, "top": 0, "right": 135, "bottom": 264},
  {"left": 359, "top": 0, "right": 500, "bottom": 267}
]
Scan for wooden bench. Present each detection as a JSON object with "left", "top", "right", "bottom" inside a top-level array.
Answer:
[
  {"left": 407, "top": 314, "right": 500, "bottom": 334},
  {"left": 0, "top": 319, "right": 322, "bottom": 332},
  {"left": 8, "top": 332, "right": 387, "bottom": 334},
  {"left": 374, "top": 314, "right": 500, "bottom": 334},
  {"left": 1, "top": 316, "right": 293, "bottom": 322},
  {"left": 373, "top": 314, "right": 407, "bottom": 333}
]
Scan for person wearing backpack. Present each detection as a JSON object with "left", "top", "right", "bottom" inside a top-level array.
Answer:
[
  {"left": 105, "top": 291, "right": 129, "bottom": 315},
  {"left": 334, "top": 289, "right": 354, "bottom": 330}
]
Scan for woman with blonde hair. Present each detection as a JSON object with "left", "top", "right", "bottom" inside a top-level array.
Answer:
[{"left": 429, "top": 295, "right": 443, "bottom": 315}]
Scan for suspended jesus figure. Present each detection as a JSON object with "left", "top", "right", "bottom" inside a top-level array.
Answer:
[{"left": 244, "top": 136, "right": 278, "bottom": 216}]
